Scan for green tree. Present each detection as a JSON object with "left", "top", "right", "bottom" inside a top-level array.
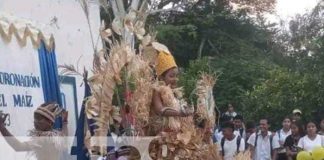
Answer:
[{"left": 242, "top": 67, "right": 324, "bottom": 129}]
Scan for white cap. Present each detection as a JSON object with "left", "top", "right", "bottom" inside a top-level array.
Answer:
[{"left": 292, "top": 109, "right": 302, "bottom": 115}]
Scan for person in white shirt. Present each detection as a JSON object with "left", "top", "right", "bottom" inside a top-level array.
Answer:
[
  {"left": 214, "top": 115, "right": 235, "bottom": 142},
  {"left": 223, "top": 104, "right": 237, "bottom": 120},
  {"left": 248, "top": 118, "right": 280, "bottom": 160},
  {"left": 274, "top": 117, "right": 291, "bottom": 160},
  {"left": 218, "top": 121, "right": 245, "bottom": 160},
  {"left": 298, "top": 121, "right": 324, "bottom": 152},
  {"left": 245, "top": 121, "right": 257, "bottom": 150},
  {"left": 233, "top": 115, "right": 246, "bottom": 139},
  {"left": 215, "top": 128, "right": 240, "bottom": 143}
]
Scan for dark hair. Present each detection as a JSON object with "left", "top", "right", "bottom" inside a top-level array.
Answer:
[
  {"left": 283, "top": 116, "right": 292, "bottom": 122},
  {"left": 320, "top": 117, "right": 324, "bottom": 122},
  {"left": 291, "top": 121, "right": 305, "bottom": 136},
  {"left": 233, "top": 115, "right": 244, "bottom": 121},
  {"left": 222, "top": 121, "right": 235, "bottom": 131},
  {"left": 306, "top": 120, "right": 318, "bottom": 129},
  {"left": 312, "top": 108, "right": 324, "bottom": 124},
  {"left": 246, "top": 121, "right": 256, "bottom": 130},
  {"left": 260, "top": 118, "right": 271, "bottom": 125},
  {"left": 220, "top": 114, "right": 232, "bottom": 123},
  {"left": 160, "top": 67, "right": 177, "bottom": 78}
]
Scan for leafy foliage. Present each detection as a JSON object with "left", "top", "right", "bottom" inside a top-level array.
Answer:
[
  {"left": 152, "top": 0, "right": 324, "bottom": 128},
  {"left": 242, "top": 68, "right": 324, "bottom": 128},
  {"left": 99, "top": 0, "right": 324, "bottom": 128}
]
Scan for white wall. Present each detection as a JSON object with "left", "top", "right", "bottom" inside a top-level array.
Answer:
[
  {"left": 0, "top": 0, "right": 100, "bottom": 126},
  {"left": 0, "top": 0, "right": 100, "bottom": 159}
]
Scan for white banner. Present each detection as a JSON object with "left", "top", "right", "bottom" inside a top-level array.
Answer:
[{"left": 0, "top": 39, "right": 44, "bottom": 136}]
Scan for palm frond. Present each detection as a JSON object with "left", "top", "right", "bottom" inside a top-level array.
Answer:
[{"left": 59, "top": 64, "right": 83, "bottom": 76}]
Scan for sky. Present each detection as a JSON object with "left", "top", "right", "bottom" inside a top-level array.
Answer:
[{"left": 274, "top": 0, "right": 320, "bottom": 19}]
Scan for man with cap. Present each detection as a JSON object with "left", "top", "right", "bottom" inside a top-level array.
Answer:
[
  {"left": 0, "top": 102, "right": 67, "bottom": 160},
  {"left": 292, "top": 109, "right": 302, "bottom": 122}
]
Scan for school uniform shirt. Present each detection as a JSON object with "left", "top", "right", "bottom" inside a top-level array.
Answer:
[
  {"left": 215, "top": 130, "right": 240, "bottom": 143},
  {"left": 297, "top": 134, "right": 324, "bottom": 152},
  {"left": 247, "top": 131, "right": 280, "bottom": 160},
  {"left": 236, "top": 128, "right": 246, "bottom": 140},
  {"left": 224, "top": 111, "right": 238, "bottom": 119},
  {"left": 218, "top": 135, "right": 245, "bottom": 160},
  {"left": 274, "top": 129, "right": 291, "bottom": 153}
]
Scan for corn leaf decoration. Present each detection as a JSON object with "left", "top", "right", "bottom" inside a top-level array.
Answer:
[
  {"left": 85, "top": 42, "right": 134, "bottom": 155},
  {"left": 147, "top": 73, "right": 220, "bottom": 160},
  {"left": 127, "top": 56, "right": 154, "bottom": 136},
  {"left": 82, "top": 0, "right": 158, "bottom": 155},
  {"left": 195, "top": 73, "right": 217, "bottom": 131},
  {"left": 235, "top": 151, "right": 252, "bottom": 160}
]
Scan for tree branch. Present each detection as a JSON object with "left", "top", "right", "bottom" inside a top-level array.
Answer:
[
  {"left": 208, "top": 39, "right": 220, "bottom": 54},
  {"left": 116, "top": 0, "right": 126, "bottom": 15},
  {"left": 149, "top": 4, "right": 182, "bottom": 14},
  {"left": 109, "top": 0, "right": 119, "bottom": 17},
  {"left": 197, "top": 37, "right": 206, "bottom": 59},
  {"left": 130, "top": 0, "right": 141, "bottom": 11},
  {"left": 157, "top": 0, "right": 173, "bottom": 9}
]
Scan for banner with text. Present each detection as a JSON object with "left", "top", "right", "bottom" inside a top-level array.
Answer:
[{"left": 0, "top": 39, "right": 44, "bottom": 136}]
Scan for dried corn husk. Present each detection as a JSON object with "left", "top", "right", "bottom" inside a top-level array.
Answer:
[
  {"left": 124, "top": 11, "right": 136, "bottom": 32},
  {"left": 235, "top": 151, "right": 252, "bottom": 160},
  {"left": 82, "top": 4, "right": 221, "bottom": 158},
  {"left": 134, "top": 21, "right": 145, "bottom": 34},
  {"left": 112, "top": 17, "right": 123, "bottom": 35},
  {"left": 85, "top": 42, "right": 134, "bottom": 155},
  {"left": 127, "top": 56, "right": 154, "bottom": 136},
  {"left": 147, "top": 78, "right": 220, "bottom": 160},
  {"left": 152, "top": 42, "right": 171, "bottom": 54},
  {"left": 141, "top": 46, "right": 158, "bottom": 65},
  {"left": 141, "top": 34, "right": 152, "bottom": 46},
  {"left": 195, "top": 73, "right": 217, "bottom": 130}
]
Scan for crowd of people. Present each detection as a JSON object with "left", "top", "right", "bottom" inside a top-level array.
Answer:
[{"left": 214, "top": 104, "right": 324, "bottom": 160}]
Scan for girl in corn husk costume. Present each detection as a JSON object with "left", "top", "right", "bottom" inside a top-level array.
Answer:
[
  {"left": 81, "top": 41, "right": 251, "bottom": 159},
  {"left": 147, "top": 50, "right": 193, "bottom": 136},
  {"left": 82, "top": 40, "right": 221, "bottom": 159},
  {"left": 145, "top": 46, "right": 252, "bottom": 160},
  {"left": 145, "top": 47, "right": 220, "bottom": 160}
]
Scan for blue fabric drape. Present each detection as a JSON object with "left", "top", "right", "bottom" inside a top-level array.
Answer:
[
  {"left": 38, "top": 41, "right": 62, "bottom": 128},
  {"left": 71, "top": 80, "right": 116, "bottom": 159},
  {"left": 71, "top": 78, "right": 91, "bottom": 160}
]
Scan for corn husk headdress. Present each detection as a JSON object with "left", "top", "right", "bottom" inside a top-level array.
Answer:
[{"left": 34, "top": 103, "right": 63, "bottom": 123}]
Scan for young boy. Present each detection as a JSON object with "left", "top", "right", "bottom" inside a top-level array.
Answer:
[
  {"left": 219, "top": 121, "right": 245, "bottom": 160},
  {"left": 248, "top": 118, "right": 280, "bottom": 160},
  {"left": 233, "top": 115, "right": 246, "bottom": 139},
  {"left": 0, "top": 102, "right": 67, "bottom": 160}
]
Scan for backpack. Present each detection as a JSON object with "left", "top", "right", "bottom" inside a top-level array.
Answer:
[
  {"left": 221, "top": 135, "right": 241, "bottom": 156},
  {"left": 277, "top": 130, "right": 281, "bottom": 140},
  {"left": 254, "top": 133, "right": 274, "bottom": 156},
  {"left": 239, "top": 128, "right": 244, "bottom": 138}
]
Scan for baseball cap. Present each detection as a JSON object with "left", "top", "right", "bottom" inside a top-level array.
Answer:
[{"left": 292, "top": 109, "right": 302, "bottom": 115}]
